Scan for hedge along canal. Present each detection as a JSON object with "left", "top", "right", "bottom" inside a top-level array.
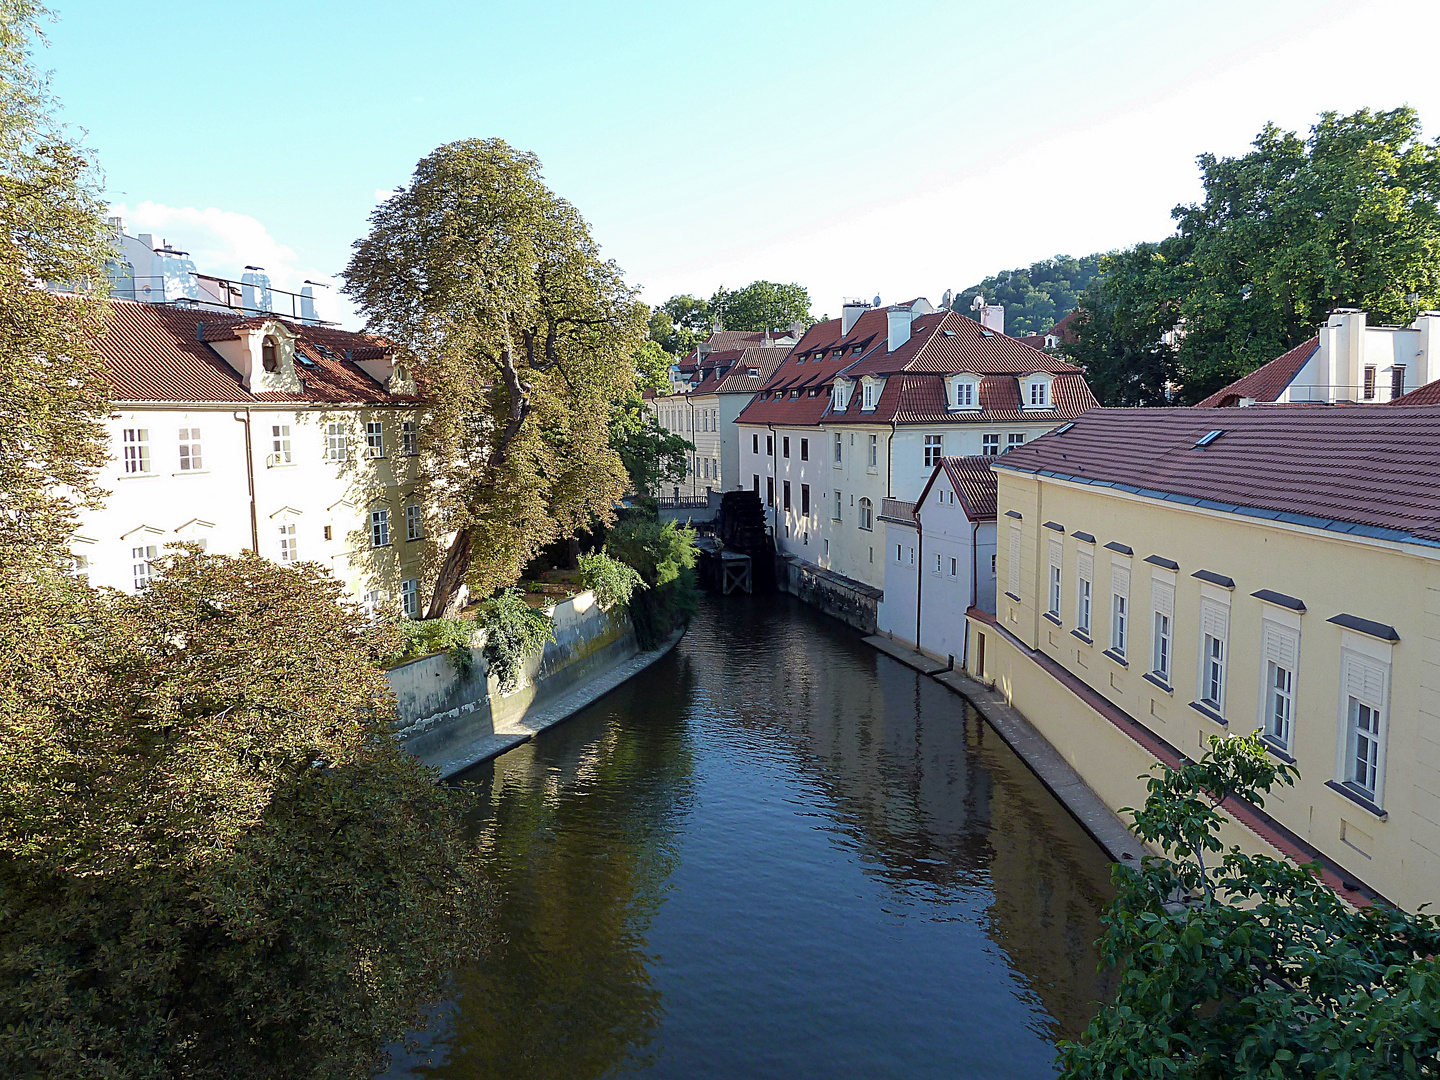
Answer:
[{"left": 382, "top": 592, "right": 1118, "bottom": 1080}]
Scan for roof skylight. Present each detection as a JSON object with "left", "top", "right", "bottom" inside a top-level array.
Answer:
[{"left": 1194, "top": 429, "right": 1225, "bottom": 448}]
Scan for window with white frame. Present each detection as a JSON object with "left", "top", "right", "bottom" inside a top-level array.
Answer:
[
  {"left": 406, "top": 503, "right": 424, "bottom": 541},
  {"left": 123, "top": 428, "right": 151, "bottom": 474},
  {"left": 982, "top": 434, "right": 1000, "bottom": 456},
  {"left": 1076, "top": 549, "right": 1093, "bottom": 635},
  {"left": 833, "top": 490, "right": 842, "bottom": 521},
  {"left": 1007, "top": 433, "right": 1026, "bottom": 453},
  {"left": 1151, "top": 578, "right": 1175, "bottom": 683},
  {"left": 952, "top": 378, "right": 977, "bottom": 409},
  {"left": 370, "top": 508, "right": 390, "bottom": 547},
  {"left": 131, "top": 545, "right": 157, "bottom": 591},
  {"left": 178, "top": 427, "right": 203, "bottom": 471},
  {"left": 1339, "top": 644, "right": 1389, "bottom": 805},
  {"left": 363, "top": 589, "right": 382, "bottom": 615},
  {"left": 401, "top": 578, "right": 420, "bottom": 618},
  {"left": 1259, "top": 619, "right": 1300, "bottom": 753},
  {"left": 366, "top": 421, "right": 385, "bottom": 458},
  {"left": 1027, "top": 377, "right": 1050, "bottom": 407},
  {"left": 895, "top": 544, "right": 902, "bottom": 563},
  {"left": 1007, "top": 524, "right": 1021, "bottom": 597},
  {"left": 1198, "top": 596, "right": 1230, "bottom": 712},
  {"left": 271, "top": 424, "right": 292, "bottom": 464},
  {"left": 278, "top": 523, "right": 298, "bottom": 563},
  {"left": 862, "top": 381, "right": 876, "bottom": 410},
  {"left": 1110, "top": 563, "right": 1130, "bottom": 656},
  {"left": 948, "top": 556, "right": 957, "bottom": 578},
  {"left": 834, "top": 432, "right": 843, "bottom": 464},
  {"left": 867, "top": 434, "right": 878, "bottom": 467},
  {"left": 1047, "top": 538, "right": 1062, "bottom": 617},
  {"left": 924, "top": 434, "right": 943, "bottom": 468},
  {"left": 858, "top": 498, "right": 873, "bottom": 531},
  {"left": 326, "top": 423, "right": 349, "bottom": 461},
  {"left": 402, "top": 419, "right": 419, "bottom": 456}
]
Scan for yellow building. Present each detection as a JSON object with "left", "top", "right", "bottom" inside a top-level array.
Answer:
[{"left": 965, "top": 405, "right": 1440, "bottom": 912}]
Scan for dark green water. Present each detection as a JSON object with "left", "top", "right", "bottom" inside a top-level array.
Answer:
[{"left": 384, "top": 593, "right": 1117, "bottom": 1079}]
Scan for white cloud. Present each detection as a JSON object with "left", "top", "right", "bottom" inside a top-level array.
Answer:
[
  {"left": 108, "top": 200, "right": 358, "bottom": 328},
  {"left": 374, "top": 188, "right": 396, "bottom": 202}
]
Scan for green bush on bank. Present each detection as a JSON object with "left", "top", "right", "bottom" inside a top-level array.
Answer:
[
  {"left": 477, "top": 589, "right": 556, "bottom": 693},
  {"left": 605, "top": 519, "right": 699, "bottom": 649},
  {"left": 380, "top": 616, "right": 477, "bottom": 671},
  {"left": 578, "top": 550, "right": 646, "bottom": 611}
]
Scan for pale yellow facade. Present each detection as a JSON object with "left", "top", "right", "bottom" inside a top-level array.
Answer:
[{"left": 968, "top": 468, "right": 1440, "bottom": 912}]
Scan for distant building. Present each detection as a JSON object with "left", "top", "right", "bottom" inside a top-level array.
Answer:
[
  {"left": 1017, "top": 309, "right": 1079, "bottom": 352},
  {"left": 1197, "top": 308, "right": 1440, "bottom": 407}
]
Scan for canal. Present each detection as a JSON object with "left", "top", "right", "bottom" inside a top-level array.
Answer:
[{"left": 384, "top": 593, "right": 1117, "bottom": 1079}]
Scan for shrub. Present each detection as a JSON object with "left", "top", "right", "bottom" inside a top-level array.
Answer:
[
  {"left": 605, "top": 519, "right": 699, "bottom": 649},
  {"left": 379, "top": 616, "right": 477, "bottom": 672},
  {"left": 578, "top": 550, "right": 645, "bottom": 611},
  {"left": 477, "top": 589, "right": 556, "bottom": 693}
]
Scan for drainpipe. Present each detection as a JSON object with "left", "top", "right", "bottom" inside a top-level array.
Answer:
[
  {"left": 971, "top": 520, "right": 980, "bottom": 609},
  {"left": 231, "top": 409, "right": 259, "bottom": 553},
  {"left": 914, "top": 514, "right": 923, "bottom": 651},
  {"left": 767, "top": 422, "right": 778, "bottom": 543},
  {"left": 885, "top": 422, "right": 897, "bottom": 497}
]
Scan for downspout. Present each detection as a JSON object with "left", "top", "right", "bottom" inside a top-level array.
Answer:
[
  {"left": 231, "top": 409, "right": 259, "bottom": 553},
  {"left": 886, "top": 421, "right": 897, "bottom": 497},
  {"left": 767, "top": 422, "right": 778, "bottom": 542},
  {"left": 914, "top": 513, "right": 923, "bottom": 650}
]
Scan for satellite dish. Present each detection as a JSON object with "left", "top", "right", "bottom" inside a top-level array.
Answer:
[
  {"left": 873, "top": 294, "right": 881, "bottom": 307},
  {"left": 970, "top": 293, "right": 985, "bottom": 311},
  {"left": 941, "top": 289, "right": 953, "bottom": 309}
]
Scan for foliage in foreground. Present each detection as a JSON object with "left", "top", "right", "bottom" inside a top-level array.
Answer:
[
  {"left": 477, "top": 588, "right": 557, "bottom": 693},
  {"left": 0, "top": 550, "right": 491, "bottom": 1079},
  {"left": 605, "top": 518, "right": 698, "bottom": 649},
  {"left": 1058, "top": 732, "right": 1440, "bottom": 1079},
  {"left": 578, "top": 550, "right": 646, "bottom": 612}
]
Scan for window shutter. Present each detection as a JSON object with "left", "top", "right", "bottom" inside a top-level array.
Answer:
[
  {"left": 1200, "top": 598, "right": 1229, "bottom": 642},
  {"left": 1048, "top": 538, "right": 1062, "bottom": 569},
  {"left": 1152, "top": 580, "right": 1175, "bottom": 619},
  {"left": 1112, "top": 564, "right": 1130, "bottom": 596},
  {"left": 1077, "top": 551, "right": 1093, "bottom": 581},
  {"left": 1008, "top": 525, "right": 1021, "bottom": 595},
  {"left": 1344, "top": 652, "right": 1386, "bottom": 706},
  {"left": 1261, "top": 621, "right": 1297, "bottom": 670}
]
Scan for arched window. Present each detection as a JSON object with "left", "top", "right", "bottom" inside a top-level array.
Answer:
[
  {"left": 262, "top": 335, "right": 279, "bottom": 372},
  {"left": 858, "top": 497, "right": 873, "bottom": 531}
]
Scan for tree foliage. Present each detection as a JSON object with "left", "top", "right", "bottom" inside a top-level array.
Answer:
[
  {"left": 577, "top": 550, "right": 645, "bottom": 612},
  {"left": 1058, "top": 732, "right": 1440, "bottom": 1079},
  {"left": 605, "top": 518, "right": 698, "bottom": 649},
  {"left": 709, "top": 279, "right": 811, "bottom": 333},
  {"left": 609, "top": 396, "right": 692, "bottom": 498},
  {"left": 954, "top": 254, "right": 1103, "bottom": 336},
  {"left": 0, "top": 550, "right": 490, "bottom": 1079},
  {"left": 648, "top": 294, "right": 712, "bottom": 355},
  {"left": 343, "top": 138, "right": 647, "bottom": 617},
  {"left": 477, "top": 588, "right": 556, "bottom": 694}
]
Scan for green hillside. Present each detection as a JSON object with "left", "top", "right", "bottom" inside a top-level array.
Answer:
[{"left": 952, "top": 254, "right": 1104, "bottom": 336}]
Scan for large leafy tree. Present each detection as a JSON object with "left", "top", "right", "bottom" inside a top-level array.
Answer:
[
  {"left": 344, "top": 138, "right": 647, "bottom": 617},
  {"left": 709, "top": 279, "right": 811, "bottom": 333},
  {"left": 954, "top": 253, "right": 1103, "bottom": 336},
  {"left": 1058, "top": 733, "right": 1440, "bottom": 1079},
  {"left": 649, "top": 293, "right": 712, "bottom": 355},
  {"left": 610, "top": 339, "right": 691, "bottom": 497}
]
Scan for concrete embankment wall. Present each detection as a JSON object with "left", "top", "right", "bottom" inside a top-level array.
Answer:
[
  {"left": 777, "top": 553, "right": 880, "bottom": 634},
  {"left": 388, "top": 591, "right": 639, "bottom": 775}
]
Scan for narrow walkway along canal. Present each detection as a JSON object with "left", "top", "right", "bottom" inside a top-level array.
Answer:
[{"left": 384, "top": 593, "right": 1118, "bottom": 1079}]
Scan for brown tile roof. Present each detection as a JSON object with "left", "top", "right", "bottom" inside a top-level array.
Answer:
[
  {"left": 937, "top": 456, "right": 997, "bottom": 520},
  {"left": 994, "top": 405, "right": 1440, "bottom": 547},
  {"left": 1391, "top": 377, "right": 1440, "bottom": 406},
  {"left": 687, "top": 346, "right": 790, "bottom": 395},
  {"left": 96, "top": 300, "right": 413, "bottom": 406},
  {"left": 1195, "top": 336, "right": 1318, "bottom": 407}
]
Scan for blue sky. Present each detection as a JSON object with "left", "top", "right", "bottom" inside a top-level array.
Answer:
[{"left": 44, "top": 0, "right": 1440, "bottom": 327}]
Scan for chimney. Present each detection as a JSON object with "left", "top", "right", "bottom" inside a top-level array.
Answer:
[
  {"left": 241, "top": 268, "right": 273, "bottom": 315},
  {"left": 138, "top": 233, "right": 154, "bottom": 250},
  {"left": 887, "top": 304, "right": 913, "bottom": 353},
  {"left": 842, "top": 297, "right": 871, "bottom": 336},
  {"left": 300, "top": 285, "right": 317, "bottom": 323},
  {"left": 980, "top": 304, "right": 1004, "bottom": 334}
]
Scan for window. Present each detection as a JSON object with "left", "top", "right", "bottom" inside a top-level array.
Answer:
[
  {"left": 1391, "top": 365, "right": 1406, "bottom": 400},
  {"left": 783, "top": 481, "right": 791, "bottom": 511},
  {"left": 278, "top": 523, "right": 298, "bottom": 563},
  {"left": 326, "top": 423, "right": 349, "bottom": 461},
  {"left": 766, "top": 477, "right": 774, "bottom": 507},
  {"left": 271, "top": 424, "right": 292, "bottom": 464},
  {"left": 1340, "top": 649, "right": 1388, "bottom": 803},
  {"left": 953, "top": 380, "right": 974, "bottom": 408},
  {"left": 406, "top": 503, "right": 424, "bottom": 541},
  {"left": 924, "top": 434, "right": 943, "bottom": 468},
  {"left": 123, "top": 428, "right": 151, "bottom": 474},
  {"left": 363, "top": 589, "right": 382, "bottom": 615},
  {"left": 767, "top": 435, "right": 773, "bottom": 456},
  {"left": 753, "top": 474, "right": 760, "bottom": 494},
  {"left": 323, "top": 525, "right": 332, "bottom": 541},
  {"left": 800, "top": 438, "right": 809, "bottom": 461},
  {"left": 800, "top": 484, "right": 810, "bottom": 516},
  {"left": 1260, "top": 621, "right": 1299, "bottom": 752},
  {"left": 1363, "top": 366, "right": 1377, "bottom": 401},
  {"left": 867, "top": 434, "right": 878, "bottom": 467},
  {"left": 178, "top": 427, "right": 203, "bottom": 471},
  {"left": 834, "top": 432, "right": 842, "bottom": 464},
  {"left": 896, "top": 544, "right": 903, "bottom": 563},
  {"left": 908, "top": 546, "right": 915, "bottom": 566},
  {"left": 1029, "top": 379, "right": 1049, "bottom": 407},
  {"left": 131, "top": 545, "right": 157, "bottom": 591},
  {"left": 949, "top": 556, "right": 957, "bottom": 578},
  {"left": 982, "top": 434, "right": 1000, "bottom": 456},
  {"left": 370, "top": 508, "right": 390, "bottom": 547},
  {"left": 1110, "top": 564, "right": 1130, "bottom": 656},
  {"left": 1076, "top": 550, "right": 1093, "bottom": 634},
  {"left": 402, "top": 420, "right": 418, "bottom": 456},
  {"left": 933, "top": 553, "right": 941, "bottom": 574},
  {"left": 1151, "top": 580, "right": 1174, "bottom": 682},
  {"left": 1198, "top": 598, "right": 1229, "bottom": 711},
  {"left": 858, "top": 498, "right": 873, "bottom": 531},
  {"left": 1007, "top": 524, "right": 1021, "bottom": 597},
  {"left": 752, "top": 433, "right": 759, "bottom": 454},
  {"left": 833, "top": 490, "right": 842, "bottom": 521},
  {"left": 862, "top": 382, "right": 875, "bottom": 409},
  {"left": 401, "top": 579, "right": 420, "bottom": 618},
  {"left": 1047, "top": 539, "right": 1062, "bottom": 617},
  {"left": 262, "top": 335, "right": 279, "bottom": 372},
  {"left": 1007, "top": 433, "right": 1025, "bottom": 452},
  {"left": 366, "top": 421, "right": 385, "bottom": 458}
]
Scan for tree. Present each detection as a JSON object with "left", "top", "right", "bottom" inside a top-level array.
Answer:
[
  {"left": 0, "top": 549, "right": 491, "bottom": 1079},
  {"left": 1058, "top": 732, "right": 1440, "bottom": 1079},
  {"left": 605, "top": 517, "right": 698, "bottom": 648},
  {"left": 1064, "top": 242, "right": 1184, "bottom": 406},
  {"left": 954, "top": 254, "right": 1104, "bottom": 337},
  {"left": 609, "top": 399, "right": 692, "bottom": 498},
  {"left": 649, "top": 294, "right": 712, "bottom": 355},
  {"left": 709, "top": 280, "right": 811, "bottom": 333},
  {"left": 0, "top": 0, "right": 113, "bottom": 574},
  {"left": 343, "top": 138, "right": 647, "bottom": 618}
]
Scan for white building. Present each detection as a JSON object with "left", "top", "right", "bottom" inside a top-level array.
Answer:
[
  {"left": 735, "top": 298, "right": 1097, "bottom": 591},
  {"left": 73, "top": 299, "right": 436, "bottom": 614},
  {"left": 877, "top": 456, "right": 998, "bottom": 665}
]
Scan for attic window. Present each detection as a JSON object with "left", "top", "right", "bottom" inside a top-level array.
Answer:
[
  {"left": 1054, "top": 422, "right": 1075, "bottom": 435},
  {"left": 851, "top": 345, "right": 862, "bottom": 354},
  {"left": 807, "top": 388, "right": 818, "bottom": 397},
  {"left": 262, "top": 335, "right": 279, "bottom": 372},
  {"left": 748, "top": 368, "right": 759, "bottom": 377},
  {"left": 981, "top": 329, "right": 994, "bottom": 337},
  {"left": 1194, "top": 429, "right": 1225, "bottom": 448}
]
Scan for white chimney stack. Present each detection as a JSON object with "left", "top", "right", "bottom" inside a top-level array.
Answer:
[
  {"left": 981, "top": 304, "right": 1004, "bottom": 334},
  {"left": 841, "top": 297, "right": 871, "bottom": 336},
  {"left": 887, "top": 304, "right": 913, "bottom": 353}
]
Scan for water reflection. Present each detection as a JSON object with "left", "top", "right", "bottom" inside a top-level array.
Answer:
[{"left": 385, "top": 594, "right": 1115, "bottom": 1079}]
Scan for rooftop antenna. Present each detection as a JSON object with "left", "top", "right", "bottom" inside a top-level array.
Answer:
[{"left": 872, "top": 294, "right": 881, "bottom": 307}]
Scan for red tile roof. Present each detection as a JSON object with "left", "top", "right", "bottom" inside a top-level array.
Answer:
[
  {"left": 995, "top": 405, "right": 1440, "bottom": 546},
  {"left": 1391, "top": 377, "right": 1440, "bottom": 406},
  {"left": 1195, "top": 336, "right": 1318, "bottom": 407},
  {"left": 96, "top": 300, "right": 413, "bottom": 406},
  {"left": 686, "top": 346, "right": 790, "bottom": 395},
  {"left": 938, "top": 456, "right": 997, "bottom": 520}
]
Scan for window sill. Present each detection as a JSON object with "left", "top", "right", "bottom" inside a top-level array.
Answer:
[
  {"left": 267, "top": 460, "right": 296, "bottom": 469},
  {"left": 1004, "top": 591, "right": 1022, "bottom": 603},
  {"left": 1188, "top": 700, "right": 1228, "bottom": 727},
  {"left": 1142, "top": 671, "right": 1173, "bottom": 695},
  {"left": 1071, "top": 629, "right": 1093, "bottom": 645},
  {"left": 172, "top": 469, "right": 210, "bottom": 477},
  {"left": 405, "top": 537, "right": 425, "bottom": 543},
  {"left": 1043, "top": 611, "right": 1062, "bottom": 627},
  {"left": 1325, "top": 780, "right": 1387, "bottom": 820},
  {"left": 1261, "top": 738, "right": 1296, "bottom": 764},
  {"left": 866, "top": 466, "right": 879, "bottom": 475},
  {"left": 1103, "top": 648, "right": 1128, "bottom": 668},
  {"left": 371, "top": 543, "right": 392, "bottom": 549},
  {"left": 116, "top": 471, "right": 159, "bottom": 480},
  {"left": 833, "top": 462, "right": 843, "bottom": 469}
]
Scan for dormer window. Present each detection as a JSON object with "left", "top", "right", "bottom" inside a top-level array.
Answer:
[
  {"left": 1024, "top": 374, "right": 1053, "bottom": 409},
  {"left": 833, "top": 381, "right": 849, "bottom": 411},
  {"left": 262, "top": 335, "right": 279, "bottom": 372},
  {"left": 861, "top": 379, "right": 880, "bottom": 411},
  {"left": 949, "top": 376, "right": 980, "bottom": 411}
]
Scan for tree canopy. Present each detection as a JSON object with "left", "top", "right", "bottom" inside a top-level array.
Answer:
[
  {"left": 344, "top": 138, "right": 648, "bottom": 616},
  {"left": 649, "top": 293, "right": 712, "bottom": 355},
  {"left": 1058, "top": 732, "right": 1440, "bottom": 1079},
  {"left": 953, "top": 254, "right": 1103, "bottom": 336},
  {"left": 710, "top": 279, "right": 811, "bottom": 333}
]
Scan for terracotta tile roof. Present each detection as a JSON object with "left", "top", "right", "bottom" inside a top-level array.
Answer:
[
  {"left": 994, "top": 405, "right": 1440, "bottom": 546},
  {"left": 1391, "top": 377, "right": 1440, "bottom": 406},
  {"left": 96, "top": 300, "right": 413, "bottom": 406},
  {"left": 1195, "top": 336, "right": 1318, "bottom": 407},
  {"left": 687, "top": 346, "right": 790, "bottom": 395},
  {"left": 938, "top": 456, "right": 997, "bottom": 520}
]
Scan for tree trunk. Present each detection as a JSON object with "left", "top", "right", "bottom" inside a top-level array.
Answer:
[{"left": 424, "top": 526, "right": 473, "bottom": 619}]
